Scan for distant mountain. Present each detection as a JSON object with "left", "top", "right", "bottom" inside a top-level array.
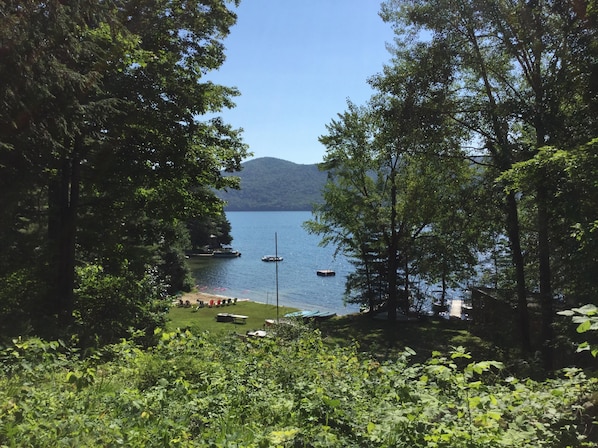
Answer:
[{"left": 218, "top": 157, "right": 328, "bottom": 211}]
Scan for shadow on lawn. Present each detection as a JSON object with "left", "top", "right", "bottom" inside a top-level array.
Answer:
[{"left": 319, "top": 313, "right": 498, "bottom": 364}]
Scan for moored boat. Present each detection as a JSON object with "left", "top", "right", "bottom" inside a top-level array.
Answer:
[
  {"left": 212, "top": 248, "right": 241, "bottom": 258},
  {"left": 316, "top": 269, "right": 335, "bottom": 276},
  {"left": 262, "top": 255, "right": 283, "bottom": 262}
]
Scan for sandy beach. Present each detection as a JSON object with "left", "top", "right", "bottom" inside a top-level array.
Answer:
[{"left": 178, "top": 291, "right": 251, "bottom": 305}]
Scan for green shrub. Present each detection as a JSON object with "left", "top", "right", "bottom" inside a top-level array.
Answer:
[
  {"left": 0, "top": 269, "right": 43, "bottom": 339},
  {"left": 73, "top": 264, "right": 171, "bottom": 348},
  {"left": 0, "top": 329, "right": 596, "bottom": 447}
]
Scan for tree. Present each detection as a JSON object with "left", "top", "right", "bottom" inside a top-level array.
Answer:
[
  {"left": 368, "top": 42, "right": 483, "bottom": 317},
  {"left": 308, "top": 102, "right": 388, "bottom": 312},
  {"left": 187, "top": 212, "right": 234, "bottom": 252},
  {"left": 503, "top": 139, "right": 598, "bottom": 305},
  {"left": 380, "top": 0, "right": 533, "bottom": 351},
  {"left": 308, "top": 41, "right": 480, "bottom": 320},
  {"left": 0, "top": 0, "right": 248, "bottom": 340},
  {"left": 381, "top": 0, "right": 598, "bottom": 362},
  {"left": 0, "top": 0, "right": 133, "bottom": 322}
]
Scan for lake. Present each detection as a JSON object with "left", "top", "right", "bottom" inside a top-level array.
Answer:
[{"left": 189, "top": 211, "right": 361, "bottom": 315}]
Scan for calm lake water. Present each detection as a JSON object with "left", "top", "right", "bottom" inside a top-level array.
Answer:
[{"left": 189, "top": 211, "right": 360, "bottom": 315}]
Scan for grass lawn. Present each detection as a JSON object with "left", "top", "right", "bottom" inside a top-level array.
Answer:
[
  {"left": 167, "top": 298, "right": 497, "bottom": 363},
  {"left": 319, "top": 313, "right": 498, "bottom": 363},
  {"left": 166, "top": 300, "right": 299, "bottom": 335}
]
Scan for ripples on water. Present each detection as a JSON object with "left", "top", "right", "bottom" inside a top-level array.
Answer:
[{"left": 189, "top": 211, "right": 360, "bottom": 315}]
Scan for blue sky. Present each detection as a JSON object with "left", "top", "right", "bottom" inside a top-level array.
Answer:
[{"left": 208, "top": 1, "right": 396, "bottom": 165}]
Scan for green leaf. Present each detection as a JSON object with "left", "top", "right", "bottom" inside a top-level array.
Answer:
[
  {"left": 576, "top": 319, "right": 592, "bottom": 333},
  {"left": 65, "top": 371, "right": 80, "bottom": 383},
  {"left": 574, "top": 304, "right": 598, "bottom": 316},
  {"left": 487, "top": 411, "right": 502, "bottom": 420},
  {"left": 367, "top": 422, "right": 376, "bottom": 434}
]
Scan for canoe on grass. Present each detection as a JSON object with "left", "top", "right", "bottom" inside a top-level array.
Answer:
[{"left": 284, "top": 310, "right": 336, "bottom": 320}]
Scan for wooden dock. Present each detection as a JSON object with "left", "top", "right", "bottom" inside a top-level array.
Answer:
[{"left": 449, "top": 299, "right": 462, "bottom": 319}]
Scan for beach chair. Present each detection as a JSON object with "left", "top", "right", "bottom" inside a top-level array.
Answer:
[{"left": 209, "top": 299, "right": 214, "bottom": 308}]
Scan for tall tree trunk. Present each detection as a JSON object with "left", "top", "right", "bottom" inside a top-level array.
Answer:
[
  {"left": 505, "top": 192, "right": 531, "bottom": 353},
  {"left": 441, "top": 269, "right": 447, "bottom": 307},
  {"left": 362, "top": 244, "right": 377, "bottom": 313},
  {"left": 387, "top": 177, "right": 398, "bottom": 321},
  {"left": 530, "top": 5, "right": 554, "bottom": 367},
  {"left": 46, "top": 142, "right": 81, "bottom": 323},
  {"left": 403, "top": 253, "right": 410, "bottom": 315},
  {"left": 468, "top": 27, "right": 532, "bottom": 353},
  {"left": 537, "top": 180, "right": 553, "bottom": 367},
  {"left": 47, "top": 170, "right": 64, "bottom": 316}
]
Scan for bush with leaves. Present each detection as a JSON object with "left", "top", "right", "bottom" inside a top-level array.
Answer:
[
  {"left": 1, "top": 328, "right": 597, "bottom": 447},
  {"left": 559, "top": 304, "right": 598, "bottom": 358},
  {"left": 73, "top": 263, "right": 171, "bottom": 347},
  {"left": 0, "top": 269, "right": 43, "bottom": 340}
]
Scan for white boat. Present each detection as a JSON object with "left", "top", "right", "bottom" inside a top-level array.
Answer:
[{"left": 262, "top": 255, "right": 283, "bottom": 262}]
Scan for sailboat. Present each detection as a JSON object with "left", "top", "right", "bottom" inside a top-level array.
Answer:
[
  {"left": 270, "top": 232, "right": 280, "bottom": 322},
  {"left": 255, "top": 233, "right": 283, "bottom": 333}
]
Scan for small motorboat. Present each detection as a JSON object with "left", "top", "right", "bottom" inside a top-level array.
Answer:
[
  {"left": 316, "top": 270, "right": 335, "bottom": 276},
  {"left": 262, "top": 255, "right": 283, "bottom": 262},
  {"left": 212, "top": 248, "right": 241, "bottom": 258}
]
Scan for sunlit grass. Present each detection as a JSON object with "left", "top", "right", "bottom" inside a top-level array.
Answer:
[
  {"left": 167, "top": 298, "right": 492, "bottom": 364},
  {"left": 167, "top": 300, "right": 298, "bottom": 335}
]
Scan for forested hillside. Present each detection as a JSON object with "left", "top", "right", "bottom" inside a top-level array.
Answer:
[{"left": 218, "top": 157, "right": 328, "bottom": 210}]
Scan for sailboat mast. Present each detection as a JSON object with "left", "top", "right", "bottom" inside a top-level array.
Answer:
[{"left": 275, "top": 232, "right": 279, "bottom": 322}]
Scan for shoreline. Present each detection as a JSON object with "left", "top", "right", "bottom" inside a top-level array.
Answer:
[
  {"left": 181, "top": 287, "right": 360, "bottom": 316},
  {"left": 177, "top": 290, "right": 344, "bottom": 314},
  {"left": 178, "top": 291, "right": 254, "bottom": 305}
]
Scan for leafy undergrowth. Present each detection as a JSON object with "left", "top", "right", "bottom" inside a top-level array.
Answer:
[{"left": 1, "top": 330, "right": 597, "bottom": 447}]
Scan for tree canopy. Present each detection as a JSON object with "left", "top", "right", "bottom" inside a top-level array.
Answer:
[
  {"left": 307, "top": 0, "right": 598, "bottom": 367},
  {"left": 0, "top": 0, "right": 249, "bottom": 344}
]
